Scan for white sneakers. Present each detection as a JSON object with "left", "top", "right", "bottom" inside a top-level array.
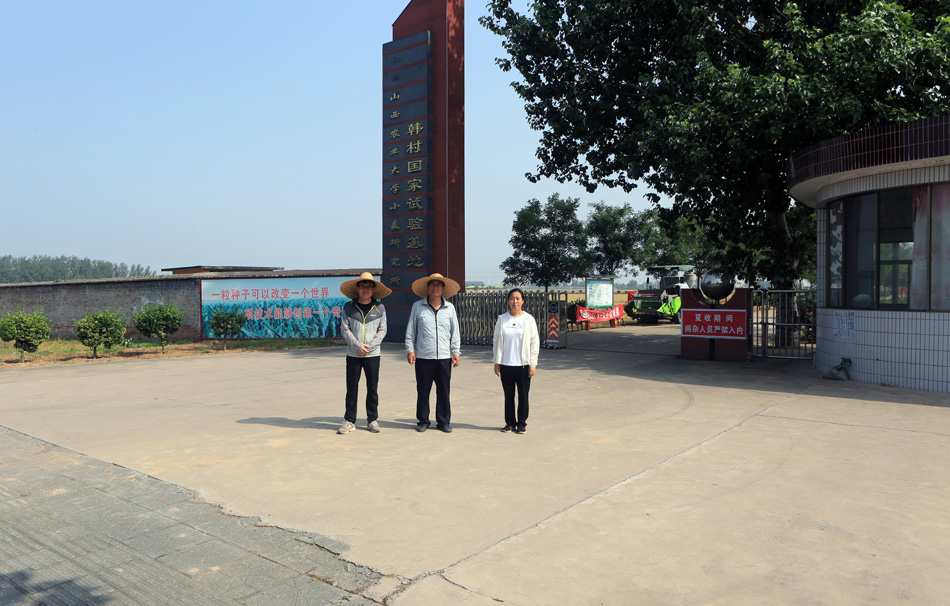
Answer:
[{"left": 337, "top": 420, "right": 380, "bottom": 433}]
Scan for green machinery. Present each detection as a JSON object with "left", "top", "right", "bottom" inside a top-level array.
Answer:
[{"left": 627, "top": 266, "right": 696, "bottom": 324}]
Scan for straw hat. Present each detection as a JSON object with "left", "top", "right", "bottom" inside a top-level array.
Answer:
[
  {"left": 340, "top": 272, "right": 392, "bottom": 300},
  {"left": 411, "top": 273, "right": 461, "bottom": 298}
]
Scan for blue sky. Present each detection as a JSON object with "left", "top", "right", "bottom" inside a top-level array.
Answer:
[{"left": 1, "top": 1, "right": 654, "bottom": 285}]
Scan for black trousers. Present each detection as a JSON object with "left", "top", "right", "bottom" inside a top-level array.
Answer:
[
  {"left": 414, "top": 358, "right": 452, "bottom": 428},
  {"left": 344, "top": 355, "right": 380, "bottom": 423},
  {"left": 500, "top": 364, "right": 531, "bottom": 428}
]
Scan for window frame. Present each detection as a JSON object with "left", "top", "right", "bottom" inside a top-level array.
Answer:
[{"left": 825, "top": 185, "right": 933, "bottom": 311}]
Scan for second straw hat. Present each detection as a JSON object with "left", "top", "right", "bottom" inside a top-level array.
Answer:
[{"left": 410, "top": 273, "right": 461, "bottom": 298}]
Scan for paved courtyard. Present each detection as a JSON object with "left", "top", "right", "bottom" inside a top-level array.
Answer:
[{"left": 1, "top": 324, "right": 948, "bottom": 604}]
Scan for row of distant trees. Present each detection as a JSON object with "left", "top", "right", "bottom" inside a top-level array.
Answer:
[
  {"left": 500, "top": 193, "right": 783, "bottom": 291},
  {"left": 0, "top": 255, "right": 156, "bottom": 284}
]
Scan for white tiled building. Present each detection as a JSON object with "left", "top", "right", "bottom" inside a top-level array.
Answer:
[{"left": 788, "top": 115, "right": 950, "bottom": 392}]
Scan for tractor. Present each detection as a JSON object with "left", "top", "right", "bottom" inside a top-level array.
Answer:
[{"left": 626, "top": 266, "right": 696, "bottom": 324}]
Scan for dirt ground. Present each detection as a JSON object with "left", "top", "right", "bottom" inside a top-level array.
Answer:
[{"left": 0, "top": 340, "right": 340, "bottom": 368}]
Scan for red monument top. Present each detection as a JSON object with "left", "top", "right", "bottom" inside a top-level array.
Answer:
[
  {"left": 382, "top": 0, "right": 464, "bottom": 339},
  {"left": 391, "top": 0, "right": 464, "bottom": 289}
]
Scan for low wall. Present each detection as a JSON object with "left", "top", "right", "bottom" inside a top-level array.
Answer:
[
  {"left": 816, "top": 308, "right": 950, "bottom": 393},
  {"left": 0, "top": 276, "right": 202, "bottom": 340}
]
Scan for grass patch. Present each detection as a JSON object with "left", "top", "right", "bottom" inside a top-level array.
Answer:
[
  {"left": 1, "top": 337, "right": 341, "bottom": 366},
  {"left": 232, "top": 338, "right": 338, "bottom": 351}
]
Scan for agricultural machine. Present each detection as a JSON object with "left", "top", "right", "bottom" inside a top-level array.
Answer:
[{"left": 627, "top": 266, "right": 697, "bottom": 324}]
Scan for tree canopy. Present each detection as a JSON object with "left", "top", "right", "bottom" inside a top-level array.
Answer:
[
  {"left": 0, "top": 310, "right": 51, "bottom": 361},
  {"left": 629, "top": 209, "right": 720, "bottom": 276},
  {"left": 500, "top": 193, "right": 590, "bottom": 290},
  {"left": 133, "top": 303, "right": 185, "bottom": 354},
  {"left": 0, "top": 255, "right": 155, "bottom": 284},
  {"left": 482, "top": 0, "right": 950, "bottom": 286},
  {"left": 585, "top": 202, "right": 638, "bottom": 276},
  {"left": 585, "top": 202, "right": 720, "bottom": 276},
  {"left": 75, "top": 309, "right": 127, "bottom": 358}
]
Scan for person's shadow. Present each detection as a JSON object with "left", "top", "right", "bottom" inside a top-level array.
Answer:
[
  {"left": 3, "top": 570, "right": 110, "bottom": 604},
  {"left": 236, "top": 416, "right": 418, "bottom": 431},
  {"left": 236, "top": 416, "right": 500, "bottom": 432}
]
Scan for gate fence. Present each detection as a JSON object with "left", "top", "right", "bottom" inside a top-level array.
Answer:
[
  {"left": 455, "top": 290, "right": 570, "bottom": 347},
  {"left": 457, "top": 288, "right": 817, "bottom": 358},
  {"left": 752, "top": 289, "right": 817, "bottom": 360}
]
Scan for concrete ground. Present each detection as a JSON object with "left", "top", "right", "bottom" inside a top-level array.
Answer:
[{"left": 1, "top": 324, "right": 949, "bottom": 605}]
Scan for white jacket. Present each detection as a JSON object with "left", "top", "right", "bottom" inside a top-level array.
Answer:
[{"left": 492, "top": 312, "right": 540, "bottom": 368}]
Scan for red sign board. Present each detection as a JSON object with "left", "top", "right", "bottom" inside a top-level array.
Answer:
[{"left": 680, "top": 309, "right": 747, "bottom": 339}]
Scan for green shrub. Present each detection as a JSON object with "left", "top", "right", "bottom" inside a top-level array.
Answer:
[
  {"left": 0, "top": 310, "right": 52, "bottom": 362},
  {"left": 566, "top": 298, "right": 587, "bottom": 324},
  {"left": 208, "top": 309, "right": 247, "bottom": 350},
  {"left": 133, "top": 303, "right": 185, "bottom": 354},
  {"left": 75, "top": 309, "right": 127, "bottom": 358}
]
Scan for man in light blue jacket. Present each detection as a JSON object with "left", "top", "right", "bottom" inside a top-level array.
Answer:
[{"left": 405, "top": 273, "right": 461, "bottom": 433}]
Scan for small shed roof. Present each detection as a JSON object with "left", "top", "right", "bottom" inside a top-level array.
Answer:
[{"left": 161, "top": 266, "right": 284, "bottom": 275}]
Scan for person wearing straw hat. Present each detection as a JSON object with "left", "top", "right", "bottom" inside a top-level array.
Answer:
[
  {"left": 337, "top": 272, "right": 392, "bottom": 434},
  {"left": 405, "top": 272, "right": 461, "bottom": 433}
]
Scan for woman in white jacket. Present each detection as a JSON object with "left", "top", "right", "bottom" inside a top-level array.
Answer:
[{"left": 492, "top": 288, "right": 540, "bottom": 434}]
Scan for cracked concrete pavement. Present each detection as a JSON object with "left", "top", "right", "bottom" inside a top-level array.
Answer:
[{"left": 2, "top": 324, "right": 949, "bottom": 604}]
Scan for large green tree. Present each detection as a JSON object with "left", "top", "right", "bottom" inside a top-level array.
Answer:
[
  {"left": 482, "top": 1, "right": 950, "bottom": 286},
  {"left": 629, "top": 209, "right": 719, "bottom": 276},
  {"left": 585, "top": 202, "right": 639, "bottom": 276},
  {"left": 501, "top": 193, "right": 590, "bottom": 290}
]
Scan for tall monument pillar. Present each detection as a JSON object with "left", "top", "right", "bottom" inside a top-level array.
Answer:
[{"left": 382, "top": 0, "right": 465, "bottom": 339}]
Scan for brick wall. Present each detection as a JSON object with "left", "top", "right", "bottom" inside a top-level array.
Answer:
[{"left": 0, "top": 277, "right": 202, "bottom": 339}]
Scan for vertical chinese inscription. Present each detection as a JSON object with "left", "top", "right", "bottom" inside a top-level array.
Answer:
[{"left": 383, "top": 31, "right": 433, "bottom": 292}]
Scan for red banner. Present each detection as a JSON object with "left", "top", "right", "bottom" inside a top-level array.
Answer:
[
  {"left": 576, "top": 304, "right": 624, "bottom": 322},
  {"left": 680, "top": 309, "right": 748, "bottom": 339}
]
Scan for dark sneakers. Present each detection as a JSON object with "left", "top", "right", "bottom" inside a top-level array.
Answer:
[
  {"left": 438, "top": 425, "right": 452, "bottom": 433},
  {"left": 514, "top": 426, "right": 526, "bottom": 434},
  {"left": 500, "top": 425, "right": 514, "bottom": 432},
  {"left": 416, "top": 424, "right": 427, "bottom": 432}
]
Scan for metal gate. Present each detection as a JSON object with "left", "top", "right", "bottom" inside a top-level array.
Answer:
[
  {"left": 455, "top": 290, "right": 570, "bottom": 347},
  {"left": 752, "top": 289, "right": 817, "bottom": 360}
]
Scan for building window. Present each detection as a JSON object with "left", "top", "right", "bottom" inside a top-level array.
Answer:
[
  {"left": 910, "top": 187, "right": 930, "bottom": 310},
  {"left": 877, "top": 189, "right": 914, "bottom": 308},
  {"left": 829, "top": 186, "right": 932, "bottom": 310},
  {"left": 933, "top": 184, "right": 950, "bottom": 310},
  {"left": 844, "top": 194, "right": 876, "bottom": 309}
]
